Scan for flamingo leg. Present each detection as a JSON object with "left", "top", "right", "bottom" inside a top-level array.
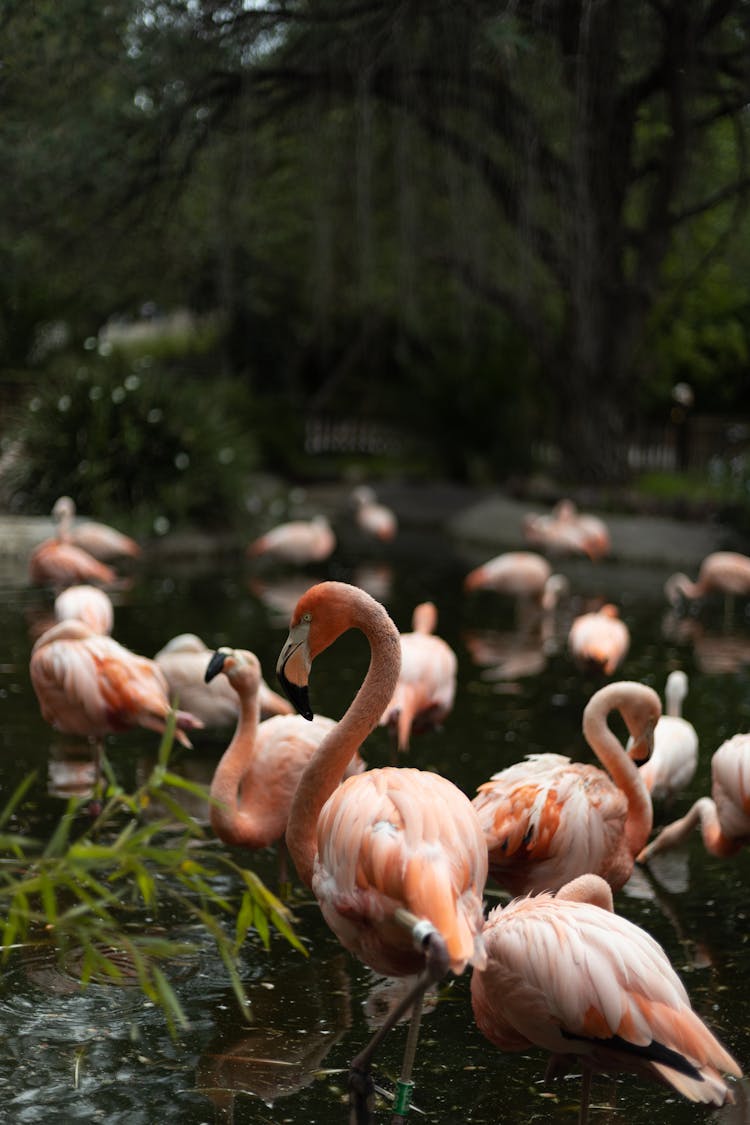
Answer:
[
  {"left": 348, "top": 913, "right": 451, "bottom": 1125},
  {"left": 277, "top": 839, "right": 292, "bottom": 901},
  {"left": 579, "top": 1066, "right": 592, "bottom": 1125}
]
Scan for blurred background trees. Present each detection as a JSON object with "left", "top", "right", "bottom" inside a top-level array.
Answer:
[{"left": 2, "top": 0, "right": 749, "bottom": 516}]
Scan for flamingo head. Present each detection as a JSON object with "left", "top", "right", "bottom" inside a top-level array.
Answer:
[{"left": 204, "top": 647, "right": 261, "bottom": 693}]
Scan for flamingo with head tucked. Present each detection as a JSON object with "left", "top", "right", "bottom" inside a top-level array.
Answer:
[
  {"left": 472, "top": 680, "right": 660, "bottom": 895},
  {"left": 568, "top": 603, "right": 629, "bottom": 675},
  {"left": 276, "top": 580, "right": 487, "bottom": 1113},
  {"left": 54, "top": 584, "right": 114, "bottom": 636},
  {"left": 379, "top": 601, "right": 457, "bottom": 752},
  {"left": 471, "top": 873, "right": 740, "bottom": 1123},
  {"left": 154, "top": 633, "right": 292, "bottom": 728},
  {"left": 30, "top": 620, "right": 203, "bottom": 752},
  {"left": 638, "top": 732, "right": 750, "bottom": 863}
]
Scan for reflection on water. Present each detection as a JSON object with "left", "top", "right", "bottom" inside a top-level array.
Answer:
[{"left": 2, "top": 522, "right": 750, "bottom": 1123}]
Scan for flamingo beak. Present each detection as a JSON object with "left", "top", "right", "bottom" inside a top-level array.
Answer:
[
  {"left": 205, "top": 650, "right": 228, "bottom": 683},
  {"left": 628, "top": 718, "right": 655, "bottom": 764},
  {"left": 277, "top": 625, "right": 313, "bottom": 721}
]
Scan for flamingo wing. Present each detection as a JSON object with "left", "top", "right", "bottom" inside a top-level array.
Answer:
[{"left": 313, "top": 767, "right": 487, "bottom": 978}]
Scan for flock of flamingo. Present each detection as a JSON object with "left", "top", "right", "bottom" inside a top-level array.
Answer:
[{"left": 20, "top": 490, "right": 750, "bottom": 1123}]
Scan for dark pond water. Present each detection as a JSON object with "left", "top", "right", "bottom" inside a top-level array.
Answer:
[{"left": 2, "top": 508, "right": 750, "bottom": 1124}]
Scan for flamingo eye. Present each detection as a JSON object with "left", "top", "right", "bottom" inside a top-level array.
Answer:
[{"left": 302, "top": 612, "right": 312, "bottom": 623}]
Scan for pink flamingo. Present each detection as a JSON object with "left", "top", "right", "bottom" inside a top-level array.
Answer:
[
  {"left": 351, "top": 486, "right": 398, "bottom": 541},
  {"left": 276, "top": 581, "right": 487, "bottom": 1111},
  {"left": 154, "top": 633, "right": 292, "bottom": 727},
  {"left": 472, "top": 680, "right": 660, "bottom": 895},
  {"left": 247, "top": 515, "right": 335, "bottom": 565},
  {"left": 29, "top": 538, "right": 117, "bottom": 590},
  {"left": 54, "top": 584, "right": 114, "bottom": 635},
  {"left": 523, "top": 499, "right": 611, "bottom": 560},
  {"left": 204, "top": 647, "right": 364, "bottom": 872},
  {"left": 30, "top": 620, "right": 203, "bottom": 752},
  {"left": 379, "top": 601, "right": 457, "bottom": 751},
  {"left": 637, "top": 670, "right": 698, "bottom": 803},
  {"left": 665, "top": 551, "right": 750, "bottom": 609},
  {"left": 52, "top": 496, "right": 141, "bottom": 561},
  {"left": 638, "top": 732, "right": 750, "bottom": 862},
  {"left": 568, "top": 603, "right": 630, "bottom": 675},
  {"left": 471, "top": 873, "right": 740, "bottom": 1122},
  {"left": 464, "top": 551, "right": 568, "bottom": 611}
]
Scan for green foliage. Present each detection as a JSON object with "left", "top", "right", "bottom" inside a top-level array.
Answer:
[
  {"left": 3, "top": 349, "right": 257, "bottom": 530},
  {"left": 0, "top": 718, "right": 305, "bottom": 1034}
]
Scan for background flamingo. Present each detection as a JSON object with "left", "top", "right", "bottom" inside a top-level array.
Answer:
[
  {"left": 154, "top": 633, "right": 292, "bottom": 727},
  {"left": 204, "top": 646, "right": 364, "bottom": 860},
  {"left": 379, "top": 601, "right": 457, "bottom": 751},
  {"left": 30, "top": 620, "right": 203, "bottom": 753},
  {"left": 276, "top": 580, "right": 487, "bottom": 1110},
  {"left": 351, "top": 485, "right": 398, "bottom": 541},
  {"left": 638, "top": 732, "right": 750, "bottom": 862},
  {"left": 637, "top": 670, "right": 698, "bottom": 803},
  {"left": 52, "top": 495, "right": 141, "bottom": 561},
  {"left": 568, "top": 602, "right": 630, "bottom": 675},
  {"left": 246, "top": 515, "right": 336, "bottom": 565},
  {"left": 472, "top": 680, "right": 660, "bottom": 895},
  {"left": 54, "top": 584, "right": 114, "bottom": 635},
  {"left": 464, "top": 550, "right": 568, "bottom": 615},
  {"left": 471, "top": 873, "right": 740, "bottom": 1122},
  {"left": 665, "top": 551, "right": 750, "bottom": 610},
  {"left": 28, "top": 537, "right": 117, "bottom": 589},
  {"left": 523, "top": 499, "right": 611, "bottom": 560}
]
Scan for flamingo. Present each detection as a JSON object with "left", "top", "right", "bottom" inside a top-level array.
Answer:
[
  {"left": 351, "top": 486, "right": 398, "bottom": 542},
  {"left": 638, "top": 733, "right": 750, "bottom": 862},
  {"left": 276, "top": 580, "right": 487, "bottom": 1113},
  {"left": 523, "top": 499, "right": 611, "bottom": 561},
  {"left": 29, "top": 537, "right": 117, "bottom": 590},
  {"left": 464, "top": 551, "right": 568, "bottom": 612},
  {"left": 246, "top": 515, "right": 336, "bottom": 565},
  {"left": 378, "top": 601, "right": 457, "bottom": 752},
  {"left": 54, "top": 584, "right": 114, "bottom": 635},
  {"left": 637, "top": 670, "right": 698, "bottom": 803},
  {"left": 665, "top": 551, "right": 750, "bottom": 609},
  {"left": 154, "top": 633, "right": 292, "bottom": 727},
  {"left": 471, "top": 873, "right": 740, "bottom": 1123},
  {"left": 52, "top": 496, "right": 141, "bottom": 561},
  {"left": 568, "top": 603, "right": 629, "bottom": 675},
  {"left": 472, "top": 680, "right": 660, "bottom": 895},
  {"left": 204, "top": 646, "right": 364, "bottom": 859},
  {"left": 30, "top": 620, "right": 203, "bottom": 753}
]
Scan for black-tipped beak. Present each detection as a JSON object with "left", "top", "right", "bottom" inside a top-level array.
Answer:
[
  {"left": 205, "top": 650, "right": 228, "bottom": 683},
  {"left": 277, "top": 662, "right": 313, "bottom": 721}
]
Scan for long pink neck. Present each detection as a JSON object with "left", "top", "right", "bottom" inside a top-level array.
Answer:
[
  {"left": 582, "top": 687, "right": 653, "bottom": 857},
  {"left": 286, "top": 604, "right": 401, "bottom": 887},
  {"left": 209, "top": 682, "right": 262, "bottom": 847}
]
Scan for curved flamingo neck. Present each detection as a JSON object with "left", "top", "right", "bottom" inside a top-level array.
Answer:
[
  {"left": 666, "top": 572, "right": 701, "bottom": 602},
  {"left": 582, "top": 686, "right": 653, "bottom": 856},
  {"left": 696, "top": 798, "right": 744, "bottom": 857},
  {"left": 286, "top": 595, "right": 401, "bottom": 887},
  {"left": 210, "top": 680, "right": 262, "bottom": 847}
]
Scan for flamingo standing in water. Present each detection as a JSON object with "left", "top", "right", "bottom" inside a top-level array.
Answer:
[
  {"left": 665, "top": 551, "right": 750, "bottom": 610},
  {"left": 276, "top": 581, "right": 487, "bottom": 1113},
  {"left": 638, "top": 732, "right": 750, "bottom": 863},
  {"left": 568, "top": 603, "right": 630, "bottom": 675},
  {"left": 247, "top": 515, "right": 336, "bottom": 565},
  {"left": 379, "top": 602, "right": 457, "bottom": 752},
  {"left": 524, "top": 499, "right": 611, "bottom": 561},
  {"left": 471, "top": 873, "right": 740, "bottom": 1122},
  {"left": 204, "top": 646, "right": 364, "bottom": 874},
  {"left": 30, "top": 620, "right": 204, "bottom": 754},
  {"left": 52, "top": 496, "right": 141, "bottom": 561},
  {"left": 472, "top": 680, "right": 660, "bottom": 895},
  {"left": 154, "top": 633, "right": 292, "bottom": 727},
  {"left": 54, "top": 584, "right": 114, "bottom": 635},
  {"left": 637, "top": 670, "right": 698, "bottom": 803},
  {"left": 464, "top": 551, "right": 568, "bottom": 613},
  {"left": 351, "top": 486, "right": 398, "bottom": 542}
]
